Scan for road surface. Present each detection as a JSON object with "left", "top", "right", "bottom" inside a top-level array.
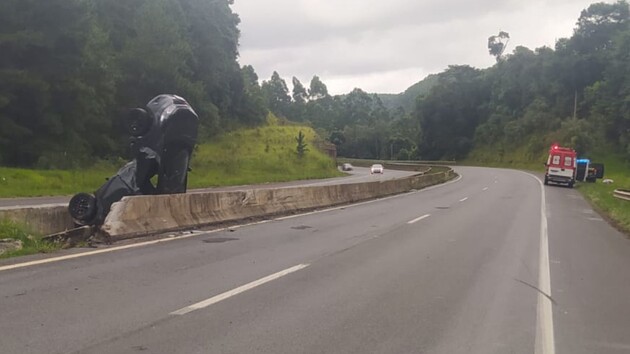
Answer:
[
  {"left": 0, "top": 166, "right": 416, "bottom": 209},
  {"left": 1, "top": 166, "right": 629, "bottom": 354}
]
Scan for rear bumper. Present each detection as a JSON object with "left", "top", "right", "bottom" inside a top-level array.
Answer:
[{"left": 547, "top": 175, "right": 573, "bottom": 183}]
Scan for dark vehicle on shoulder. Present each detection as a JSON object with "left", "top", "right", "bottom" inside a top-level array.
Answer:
[{"left": 68, "top": 95, "right": 199, "bottom": 227}]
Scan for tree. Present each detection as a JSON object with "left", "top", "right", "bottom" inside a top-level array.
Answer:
[
  {"left": 488, "top": 31, "right": 510, "bottom": 62},
  {"left": 308, "top": 75, "right": 329, "bottom": 100},
  {"left": 296, "top": 130, "right": 309, "bottom": 158},
  {"left": 573, "top": 0, "right": 629, "bottom": 53},
  {"left": 292, "top": 77, "right": 308, "bottom": 104},
  {"left": 262, "top": 71, "right": 292, "bottom": 118},
  {"left": 233, "top": 65, "right": 267, "bottom": 126}
]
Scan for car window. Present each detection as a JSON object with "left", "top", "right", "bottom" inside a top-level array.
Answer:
[{"left": 552, "top": 155, "right": 560, "bottom": 165}]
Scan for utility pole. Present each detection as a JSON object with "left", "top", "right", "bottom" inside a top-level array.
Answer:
[{"left": 573, "top": 89, "right": 578, "bottom": 120}]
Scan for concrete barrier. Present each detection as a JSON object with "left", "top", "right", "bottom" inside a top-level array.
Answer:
[
  {"left": 0, "top": 205, "right": 73, "bottom": 235},
  {"left": 101, "top": 170, "right": 456, "bottom": 240}
]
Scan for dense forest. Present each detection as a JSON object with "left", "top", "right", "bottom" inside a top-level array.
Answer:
[
  {"left": 265, "top": 1, "right": 630, "bottom": 162},
  {"left": 1, "top": 0, "right": 629, "bottom": 168},
  {"left": 0, "top": 0, "right": 267, "bottom": 168}
]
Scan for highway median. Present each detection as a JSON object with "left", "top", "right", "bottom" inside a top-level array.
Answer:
[{"left": 1, "top": 166, "right": 456, "bottom": 250}]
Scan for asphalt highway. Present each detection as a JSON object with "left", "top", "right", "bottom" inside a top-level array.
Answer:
[
  {"left": 1, "top": 166, "right": 629, "bottom": 354},
  {"left": 0, "top": 166, "right": 416, "bottom": 208}
]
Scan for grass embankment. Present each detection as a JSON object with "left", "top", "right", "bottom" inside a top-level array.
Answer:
[
  {"left": 575, "top": 153, "right": 630, "bottom": 234},
  {"left": 0, "top": 219, "right": 60, "bottom": 259},
  {"left": 466, "top": 146, "right": 630, "bottom": 235},
  {"left": 0, "top": 123, "right": 342, "bottom": 198},
  {"left": 188, "top": 125, "right": 342, "bottom": 188},
  {"left": 463, "top": 145, "right": 546, "bottom": 172}
]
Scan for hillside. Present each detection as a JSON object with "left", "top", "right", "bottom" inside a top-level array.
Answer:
[
  {"left": 378, "top": 74, "right": 439, "bottom": 113},
  {"left": 0, "top": 119, "right": 341, "bottom": 198}
]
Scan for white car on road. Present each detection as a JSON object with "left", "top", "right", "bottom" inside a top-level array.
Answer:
[{"left": 370, "top": 164, "right": 384, "bottom": 174}]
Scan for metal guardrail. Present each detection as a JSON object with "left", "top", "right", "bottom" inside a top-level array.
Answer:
[
  {"left": 337, "top": 158, "right": 456, "bottom": 166},
  {"left": 613, "top": 189, "right": 630, "bottom": 201}
]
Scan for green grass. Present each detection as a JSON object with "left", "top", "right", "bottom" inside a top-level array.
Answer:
[
  {"left": 575, "top": 153, "right": 630, "bottom": 234},
  {"left": 0, "top": 163, "right": 121, "bottom": 198},
  {"left": 463, "top": 144, "right": 547, "bottom": 172},
  {"left": 188, "top": 125, "right": 343, "bottom": 188},
  {"left": 0, "top": 219, "right": 60, "bottom": 259},
  {"left": 0, "top": 122, "right": 341, "bottom": 198}
]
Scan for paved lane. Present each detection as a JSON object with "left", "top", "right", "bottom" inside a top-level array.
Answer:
[{"left": 0, "top": 167, "right": 628, "bottom": 353}]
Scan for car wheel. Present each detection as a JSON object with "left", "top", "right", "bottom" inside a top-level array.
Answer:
[
  {"left": 126, "top": 108, "right": 152, "bottom": 137},
  {"left": 68, "top": 193, "right": 97, "bottom": 225},
  {"left": 544, "top": 176, "right": 548, "bottom": 185}
]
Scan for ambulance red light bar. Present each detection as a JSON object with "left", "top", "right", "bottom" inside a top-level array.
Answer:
[{"left": 549, "top": 144, "right": 575, "bottom": 153}]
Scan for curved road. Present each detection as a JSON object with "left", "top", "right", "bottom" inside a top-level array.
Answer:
[
  {"left": 1, "top": 166, "right": 629, "bottom": 353},
  {"left": 0, "top": 166, "right": 416, "bottom": 209}
]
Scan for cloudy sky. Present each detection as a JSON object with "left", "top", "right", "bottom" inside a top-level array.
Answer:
[{"left": 231, "top": 0, "right": 600, "bottom": 95}]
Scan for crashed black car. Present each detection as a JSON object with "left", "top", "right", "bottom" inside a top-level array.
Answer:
[{"left": 69, "top": 94, "right": 199, "bottom": 226}]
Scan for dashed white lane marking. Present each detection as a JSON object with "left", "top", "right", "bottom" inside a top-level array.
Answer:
[
  {"left": 170, "top": 263, "right": 309, "bottom": 316},
  {"left": 459, "top": 197, "right": 468, "bottom": 202},
  {"left": 482, "top": 187, "right": 489, "bottom": 191},
  {"left": 407, "top": 214, "right": 430, "bottom": 224}
]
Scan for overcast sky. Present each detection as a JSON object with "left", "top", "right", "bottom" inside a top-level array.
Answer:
[{"left": 231, "top": 0, "right": 601, "bottom": 95}]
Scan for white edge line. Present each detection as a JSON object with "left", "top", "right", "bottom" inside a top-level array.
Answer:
[
  {"left": 170, "top": 263, "right": 309, "bottom": 316},
  {"left": 407, "top": 214, "right": 431, "bottom": 224},
  {"left": 520, "top": 171, "right": 556, "bottom": 354},
  {"left": 1, "top": 173, "right": 463, "bottom": 272},
  {"left": 459, "top": 197, "right": 469, "bottom": 202},
  {"left": 0, "top": 225, "right": 265, "bottom": 272}
]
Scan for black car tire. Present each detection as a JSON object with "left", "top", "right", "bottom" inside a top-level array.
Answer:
[
  {"left": 68, "top": 193, "right": 97, "bottom": 225},
  {"left": 126, "top": 108, "right": 153, "bottom": 137}
]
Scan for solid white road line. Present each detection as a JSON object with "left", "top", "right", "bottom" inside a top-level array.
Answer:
[
  {"left": 407, "top": 214, "right": 430, "bottom": 224},
  {"left": 170, "top": 264, "right": 310, "bottom": 316},
  {"left": 0, "top": 229, "right": 231, "bottom": 272},
  {"left": 522, "top": 172, "right": 556, "bottom": 354},
  {"left": 459, "top": 197, "right": 468, "bottom": 202},
  {"left": 1, "top": 173, "right": 464, "bottom": 273},
  {"left": 0, "top": 203, "right": 66, "bottom": 211}
]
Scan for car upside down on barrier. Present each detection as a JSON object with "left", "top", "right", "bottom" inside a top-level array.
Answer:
[{"left": 68, "top": 94, "right": 199, "bottom": 227}]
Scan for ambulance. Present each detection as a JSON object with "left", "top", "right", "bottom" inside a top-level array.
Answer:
[{"left": 544, "top": 144, "right": 577, "bottom": 188}]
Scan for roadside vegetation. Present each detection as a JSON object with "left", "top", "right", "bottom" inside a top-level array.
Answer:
[
  {"left": 187, "top": 120, "right": 342, "bottom": 188},
  {"left": 0, "top": 119, "right": 341, "bottom": 198},
  {"left": 464, "top": 149, "right": 630, "bottom": 235},
  {"left": 0, "top": 219, "right": 60, "bottom": 259},
  {"left": 575, "top": 154, "right": 630, "bottom": 234}
]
